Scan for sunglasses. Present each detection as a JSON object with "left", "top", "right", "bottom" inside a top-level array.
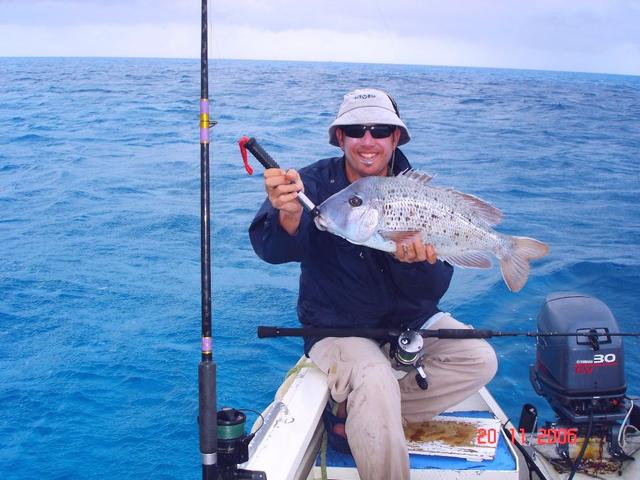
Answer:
[{"left": 341, "top": 124, "right": 396, "bottom": 139}]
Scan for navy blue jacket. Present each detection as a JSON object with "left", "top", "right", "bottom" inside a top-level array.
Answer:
[{"left": 249, "top": 149, "right": 454, "bottom": 354}]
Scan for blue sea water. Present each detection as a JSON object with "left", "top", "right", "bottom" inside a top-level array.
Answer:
[{"left": 0, "top": 57, "right": 639, "bottom": 479}]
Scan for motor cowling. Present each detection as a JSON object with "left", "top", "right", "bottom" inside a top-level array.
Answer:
[{"left": 530, "top": 292, "right": 627, "bottom": 424}]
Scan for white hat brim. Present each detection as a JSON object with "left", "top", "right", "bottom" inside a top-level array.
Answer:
[{"left": 328, "top": 106, "right": 410, "bottom": 146}]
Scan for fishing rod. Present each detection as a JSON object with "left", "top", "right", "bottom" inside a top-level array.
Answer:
[
  {"left": 198, "top": 6, "right": 266, "bottom": 480},
  {"left": 258, "top": 325, "right": 640, "bottom": 391},
  {"left": 198, "top": 1, "right": 217, "bottom": 479},
  {"left": 257, "top": 326, "right": 640, "bottom": 340}
]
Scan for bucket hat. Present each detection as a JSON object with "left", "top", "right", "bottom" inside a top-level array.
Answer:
[{"left": 328, "top": 88, "right": 410, "bottom": 146}]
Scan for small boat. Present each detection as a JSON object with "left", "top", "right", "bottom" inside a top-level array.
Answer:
[
  {"left": 240, "top": 295, "right": 640, "bottom": 480},
  {"left": 243, "top": 356, "right": 519, "bottom": 479},
  {"left": 242, "top": 356, "right": 640, "bottom": 480}
]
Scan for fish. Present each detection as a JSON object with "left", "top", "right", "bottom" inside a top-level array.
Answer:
[{"left": 314, "top": 170, "right": 549, "bottom": 292}]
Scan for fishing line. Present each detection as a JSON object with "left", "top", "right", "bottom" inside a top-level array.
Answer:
[
  {"left": 372, "top": 0, "right": 400, "bottom": 65},
  {"left": 217, "top": 408, "right": 265, "bottom": 439},
  {"left": 208, "top": 0, "right": 215, "bottom": 61},
  {"left": 237, "top": 408, "right": 266, "bottom": 435},
  {"left": 388, "top": 149, "right": 396, "bottom": 176}
]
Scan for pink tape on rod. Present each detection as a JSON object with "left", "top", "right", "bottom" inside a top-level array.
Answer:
[{"left": 200, "top": 99, "right": 209, "bottom": 143}]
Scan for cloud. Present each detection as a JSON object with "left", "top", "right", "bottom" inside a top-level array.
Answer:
[
  {"left": 0, "top": 23, "right": 198, "bottom": 58},
  {"left": 207, "top": 0, "right": 640, "bottom": 74},
  {"left": 208, "top": 24, "right": 639, "bottom": 75},
  {"left": 1, "top": 0, "right": 638, "bottom": 75}
]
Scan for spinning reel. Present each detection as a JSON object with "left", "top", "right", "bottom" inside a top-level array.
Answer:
[
  {"left": 216, "top": 408, "right": 266, "bottom": 480},
  {"left": 388, "top": 330, "right": 429, "bottom": 390}
]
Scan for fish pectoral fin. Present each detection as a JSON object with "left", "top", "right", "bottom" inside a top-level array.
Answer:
[
  {"left": 440, "top": 251, "right": 493, "bottom": 269},
  {"left": 379, "top": 230, "right": 423, "bottom": 244}
]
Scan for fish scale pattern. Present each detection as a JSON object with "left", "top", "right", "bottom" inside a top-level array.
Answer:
[{"left": 376, "top": 172, "right": 500, "bottom": 254}]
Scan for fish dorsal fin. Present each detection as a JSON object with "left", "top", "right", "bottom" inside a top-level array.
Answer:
[
  {"left": 396, "top": 169, "right": 435, "bottom": 184},
  {"left": 443, "top": 189, "right": 503, "bottom": 226},
  {"left": 379, "top": 230, "right": 422, "bottom": 244},
  {"left": 396, "top": 170, "right": 502, "bottom": 226},
  {"left": 440, "top": 251, "right": 493, "bottom": 269}
]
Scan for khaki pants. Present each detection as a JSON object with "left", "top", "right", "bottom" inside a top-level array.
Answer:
[{"left": 308, "top": 313, "right": 498, "bottom": 480}]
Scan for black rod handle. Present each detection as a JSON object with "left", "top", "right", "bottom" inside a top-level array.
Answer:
[
  {"left": 425, "top": 329, "right": 498, "bottom": 339},
  {"left": 257, "top": 326, "right": 394, "bottom": 339},
  {"left": 198, "top": 360, "right": 217, "bottom": 476}
]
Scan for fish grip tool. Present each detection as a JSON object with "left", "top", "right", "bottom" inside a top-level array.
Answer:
[{"left": 239, "top": 136, "right": 319, "bottom": 216}]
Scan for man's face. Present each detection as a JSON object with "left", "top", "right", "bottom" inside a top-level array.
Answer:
[{"left": 336, "top": 125, "right": 401, "bottom": 182}]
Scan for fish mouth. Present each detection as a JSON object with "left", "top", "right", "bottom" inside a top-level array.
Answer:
[{"left": 314, "top": 213, "right": 329, "bottom": 231}]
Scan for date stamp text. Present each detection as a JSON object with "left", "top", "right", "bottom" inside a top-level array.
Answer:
[{"left": 477, "top": 427, "right": 578, "bottom": 445}]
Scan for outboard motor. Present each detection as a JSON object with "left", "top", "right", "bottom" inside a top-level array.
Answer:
[
  {"left": 529, "top": 292, "right": 632, "bottom": 461},
  {"left": 530, "top": 292, "right": 627, "bottom": 424}
]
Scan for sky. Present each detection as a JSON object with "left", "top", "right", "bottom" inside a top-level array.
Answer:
[{"left": 1, "top": 0, "right": 639, "bottom": 76}]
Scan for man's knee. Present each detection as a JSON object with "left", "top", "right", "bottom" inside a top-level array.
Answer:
[
  {"left": 351, "top": 361, "right": 400, "bottom": 393},
  {"left": 475, "top": 342, "right": 498, "bottom": 385},
  {"left": 326, "top": 340, "right": 397, "bottom": 403}
]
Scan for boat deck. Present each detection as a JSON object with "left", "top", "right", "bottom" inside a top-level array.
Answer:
[{"left": 310, "top": 411, "right": 518, "bottom": 480}]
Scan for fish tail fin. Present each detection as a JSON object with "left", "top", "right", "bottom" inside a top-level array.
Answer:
[{"left": 498, "top": 236, "right": 549, "bottom": 292}]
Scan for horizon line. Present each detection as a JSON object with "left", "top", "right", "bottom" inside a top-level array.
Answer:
[{"left": 1, "top": 55, "right": 638, "bottom": 78}]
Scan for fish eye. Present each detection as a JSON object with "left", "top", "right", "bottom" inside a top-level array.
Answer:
[{"left": 348, "top": 195, "right": 363, "bottom": 207}]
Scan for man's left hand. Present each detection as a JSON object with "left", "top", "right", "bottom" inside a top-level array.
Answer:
[{"left": 395, "top": 239, "right": 437, "bottom": 264}]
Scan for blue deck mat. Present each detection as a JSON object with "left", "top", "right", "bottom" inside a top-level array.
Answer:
[{"left": 318, "top": 411, "right": 517, "bottom": 471}]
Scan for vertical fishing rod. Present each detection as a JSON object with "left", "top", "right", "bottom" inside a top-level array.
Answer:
[{"left": 198, "top": 1, "right": 217, "bottom": 479}]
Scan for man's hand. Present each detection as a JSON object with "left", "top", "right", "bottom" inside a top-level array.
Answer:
[
  {"left": 264, "top": 168, "right": 304, "bottom": 235},
  {"left": 395, "top": 238, "right": 437, "bottom": 264}
]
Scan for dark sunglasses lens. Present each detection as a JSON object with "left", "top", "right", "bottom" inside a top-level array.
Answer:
[
  {"left": 342, "top": 125, "right": 366, "bottom": 138},
  {"left": 342, "top": 125, "right": 395, "bottom": 139},
  {"left": 370, "top": 126, "right": 395, "bottom": 138}
]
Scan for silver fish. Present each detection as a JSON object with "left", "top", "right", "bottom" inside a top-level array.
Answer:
[{"left": 314, "top": 170, "right": 549, "bottom": 292}]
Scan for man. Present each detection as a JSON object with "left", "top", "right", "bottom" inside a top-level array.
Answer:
[{"left": 249, "top": 88, "right": 497, "bottom": 480}]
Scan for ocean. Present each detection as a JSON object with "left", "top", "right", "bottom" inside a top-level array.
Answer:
[{"left": 0, "top": 57, "right": 638, "bottom": 479}]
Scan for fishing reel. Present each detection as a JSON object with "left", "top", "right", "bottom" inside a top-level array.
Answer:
[
  {"left": 389, "top": 330, "right": 429, "bottom": 390},
  {"left": 217, "top": 408, "right": 266, "bottom": 480}
]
